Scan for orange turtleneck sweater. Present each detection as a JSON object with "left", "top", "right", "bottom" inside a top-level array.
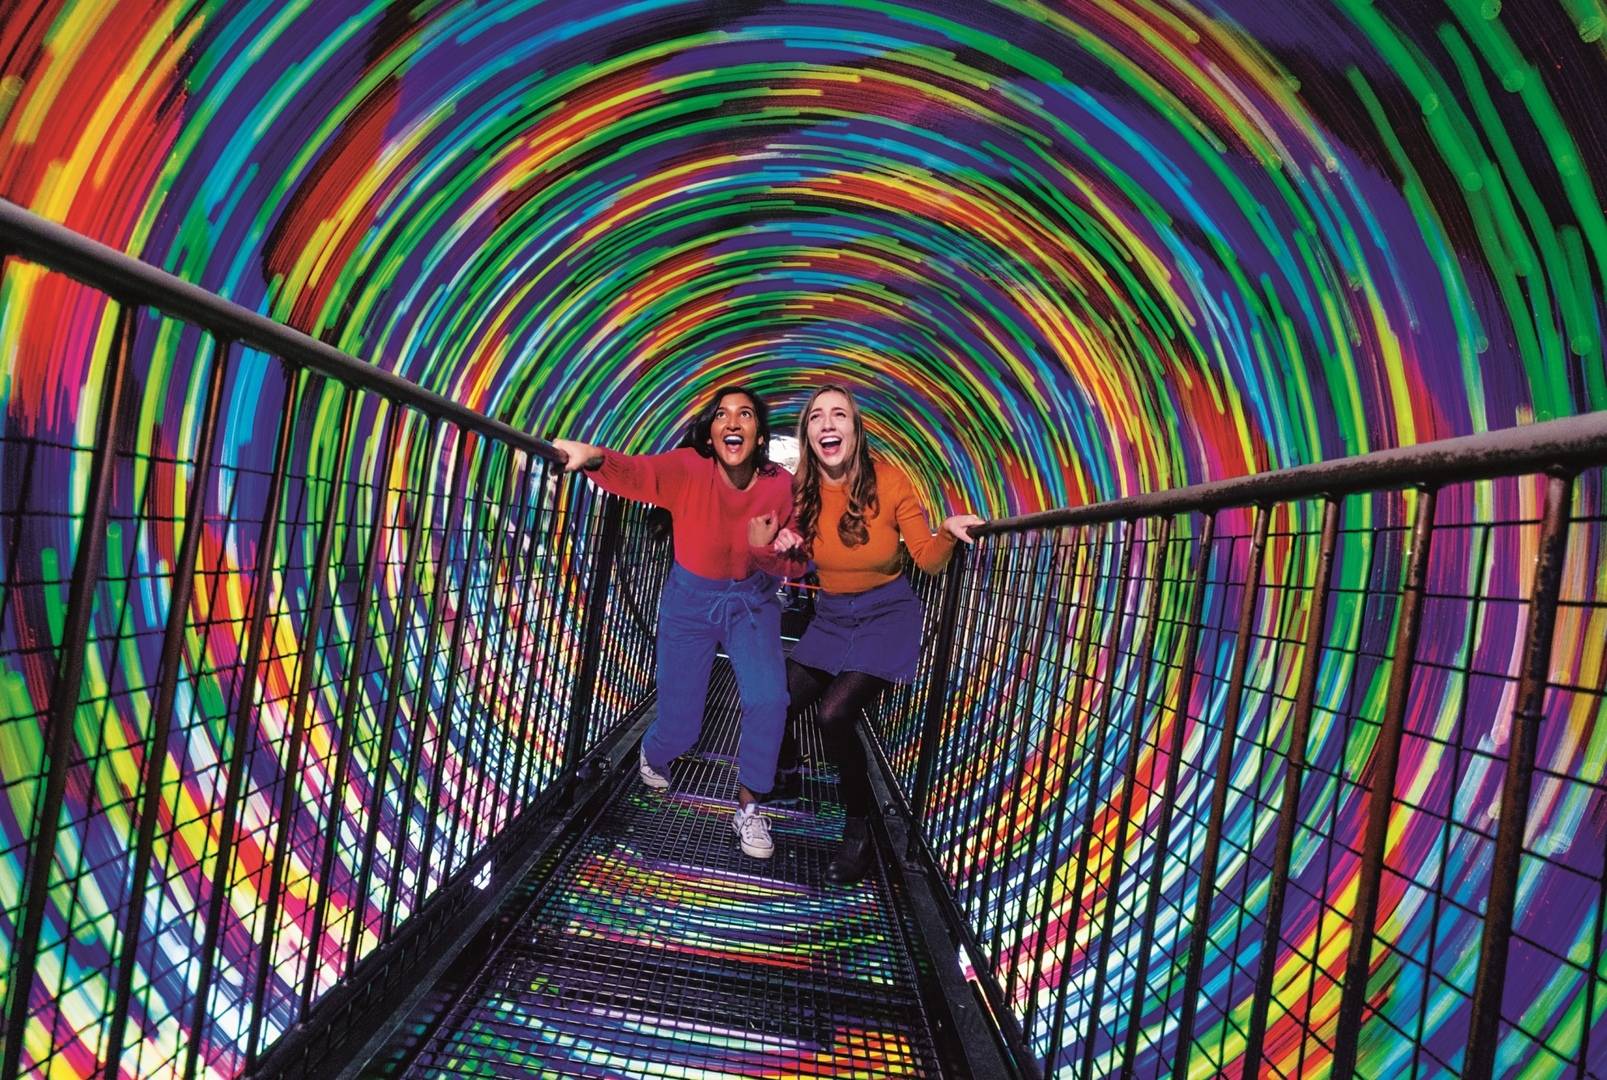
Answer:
[{"left": 809, "top": 460, "right": 957, "bottom": 594}]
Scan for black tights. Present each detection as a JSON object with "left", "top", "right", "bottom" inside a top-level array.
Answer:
[{"left": 779, "top": 660, "right": 891, "bottom": 819}]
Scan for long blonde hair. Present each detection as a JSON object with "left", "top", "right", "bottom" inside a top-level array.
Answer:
[{"left": 794, "top": 385, "right": 878, "bottom": 549}]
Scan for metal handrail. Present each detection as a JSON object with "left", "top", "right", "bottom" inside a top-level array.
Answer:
[
  {"left": 0, "top": 201, "right": 641, "bottom": 1079},
  {"left": 20, "top": 197, "right": 1603, "bottom": 542},
  {"left": 896, "top": 414, "right": 1607, "bottom": 1078},
  {"left": 13, "top": 192, "right": 1606, "bottom": 1079},
  {"left": 0, "top": 197, "right": 556, "bottom": 462},
  {"left": 976, "top": 407, "right": 1607, "bottom": 535}
]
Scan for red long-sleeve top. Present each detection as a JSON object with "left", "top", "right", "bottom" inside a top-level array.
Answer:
[{"left": 591, "top": 448, "right": 801, "bottom": 579}]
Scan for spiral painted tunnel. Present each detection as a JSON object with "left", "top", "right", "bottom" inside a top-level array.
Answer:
[{"left": 1, "top": 0, "right": 1606, "bottom": 1077}]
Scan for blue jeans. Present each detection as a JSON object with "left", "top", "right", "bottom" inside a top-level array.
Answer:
[{"left": 644, "top": 563, "right": 788, "bottom": 794}]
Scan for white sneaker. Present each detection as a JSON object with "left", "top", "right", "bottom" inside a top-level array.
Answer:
[
  {"left": 732, "top": 803, "right": 773, "bottom": 859},
  {"left": 639, "top": 749, "right": 669, "bottom": 791}
]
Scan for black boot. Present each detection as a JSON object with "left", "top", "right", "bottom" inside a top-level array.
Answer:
[{"left": 825, "top": 817, "right": 873, "bottom": 884}]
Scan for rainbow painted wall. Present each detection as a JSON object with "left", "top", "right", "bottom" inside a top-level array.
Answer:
[{"left": 2, "top": 0, "right": 1605, "bottom": 1077}]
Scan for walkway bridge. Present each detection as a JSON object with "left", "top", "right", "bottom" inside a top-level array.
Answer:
[{"left": 3, "top": 200, "right": 1606, "bottom": 1078}]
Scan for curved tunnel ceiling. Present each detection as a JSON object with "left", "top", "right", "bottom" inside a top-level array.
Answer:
[
  {"left": 3, "top": 0, "right": 1606, "bottom": 515},
  {"left": 2, "top": 4, "right": 1607, "bottom": 1075}
]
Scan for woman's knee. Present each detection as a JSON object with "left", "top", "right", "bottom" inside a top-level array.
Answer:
[{"left": 814, "top": 700, "right": 860, "bottom": 738}]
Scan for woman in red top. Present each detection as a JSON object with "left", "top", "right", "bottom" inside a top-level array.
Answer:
[
  {"left": 552, "top": 385, "right": 799, "bottom": 860},
  {"left": 765, "top": 385, "right": 982, "bottom": 883}
]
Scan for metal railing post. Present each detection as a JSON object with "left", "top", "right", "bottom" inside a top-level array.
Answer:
[
  {"left": 906, "top": 544, "right": 969, "bottom": 860},
  {"left": 563, "top": 494, "right": 625, "bottom": 775},
  {"left": 184, "top": 366, "right": 303, "bottom": 1080},
  {"left": 1045, "top": 520, "right": 1134, "bottom": 1071},
  {"left": 299, "top": 408, "right": 403, "bottom": 1015},
  {"left": 998, "top": 535, "right": 1074, "bottom": 1008},
  {"left": 1172, "top": 504, "right": 1271, "bottom": 1076},
  {"left": 1080, "top": 516, "right": 1173, "bottom": 1079},
  {"left": 441, "top": 450, "right": 517, "bottom": 879},
  {"left": 950, "top": 540, "right": 1020, "bottom": 912},
  {"left": 1241, "top": 497, "right": 1340, "bottom": 1077},
  {"left": 1018, "top": 528, "right": 1102, "bottom": 1052},
  {"left": 245, "top": 387, "right": 359, "bottom": 1063},
  {"left": 380, "top": 434, "right": 472, "bottom": 940},
  {"left": 345, "top": 415, "right": 438, "bottom": 969},
  {"left": 413, "top": 443, "right": 495, "bottom": 904},
  {"left": 1463, "top": 472, "right": 1575, "bottom": 1080},
  {"left": 101, "top": 336, "right": 231, "bottom": 1078},
  {"left": 508, "top": 461, "right": 565, "bottom": 811},
  {"left": 1331, "top": 486, "right": 1438, "bottom": 1077},
  {"left": 2, "top": 306, "right": 135, "bottom": 1080},
  {"left": 480, "top": 456, "right": 538, "bottom": 836},
  {"left": 1119, "top": 513, "right": 1216, "bottom": 1077}
]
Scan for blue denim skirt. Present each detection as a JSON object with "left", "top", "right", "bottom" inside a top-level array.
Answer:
[{"left": 790, "top": 575, "right": 924, "bottom": 683}]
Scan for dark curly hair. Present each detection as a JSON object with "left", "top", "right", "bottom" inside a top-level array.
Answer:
[
  {"left": 682, "top": 384, "right": 779, "bottom": 473},
  {"left": 648, "top": 384, "right": 778, "bottom": 542}
]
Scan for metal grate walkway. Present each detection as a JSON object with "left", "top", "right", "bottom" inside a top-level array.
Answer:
[{"left": 373, "top": 658, "right": 966, "bottom": 1078}]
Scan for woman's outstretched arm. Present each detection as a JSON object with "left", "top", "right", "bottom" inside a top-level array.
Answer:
[
  {"left": 888, "top": 465, "right": 983, "bottom": 573},
  {"left": 549, "top": 438, "right": 687, "bottom": 506}
]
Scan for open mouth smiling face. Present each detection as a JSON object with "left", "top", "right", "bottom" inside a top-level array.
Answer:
[
  {"left": 712, "top": 393, "right": 761, "bottom": 469},
  {"left": 806, "top": 390, "right": 856, "bottom": 472}
]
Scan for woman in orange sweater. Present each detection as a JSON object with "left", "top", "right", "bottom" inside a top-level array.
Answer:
[{"left": 765, "top": 385, "right": 983, "bottom": 883}]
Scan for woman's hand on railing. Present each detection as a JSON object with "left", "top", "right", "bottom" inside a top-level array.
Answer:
[
  {"left": 550, "top": 438, "right": 604, "bottom": 472},
  {"left": 942, "top": 513, "right": 985, "bottom": 544}
]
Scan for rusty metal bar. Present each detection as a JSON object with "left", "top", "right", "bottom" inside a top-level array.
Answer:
[
  {"left": 1408, "top": 519, "right": 1494, "bottom": 1076},
  {"left": 1240, "top": 498, "right": 1339, "bottom": 1078},
  {"left": 2, "top": 306, "right": 135, "bottom": 1080},
  {"left": 1172, "top": 504, "right": 1272, "bottom": 1076},
  {"left": 101, "top": 335, "right": 231, "bottom": 1079},
  {"left": 1463, "top": 472, "right": 1575, "bottom": 1080},
  {"left": 1330, "top": 486, "right": 1438, "bottom": 1077},
  {"left": 1118, "top": 513, "right": 1216, "bottom": 1078}
]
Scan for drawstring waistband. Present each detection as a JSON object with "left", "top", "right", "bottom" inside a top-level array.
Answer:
[
  {"left": 707, "top": 585, "right": 763, "bottom": 630},
  {"left": 666, "top": 562, "right": 775, "bottom": 630}
]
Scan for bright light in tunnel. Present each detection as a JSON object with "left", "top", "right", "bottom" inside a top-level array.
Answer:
[{"left": 768, "top": 434, "right": 800, "bottom": 474}]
